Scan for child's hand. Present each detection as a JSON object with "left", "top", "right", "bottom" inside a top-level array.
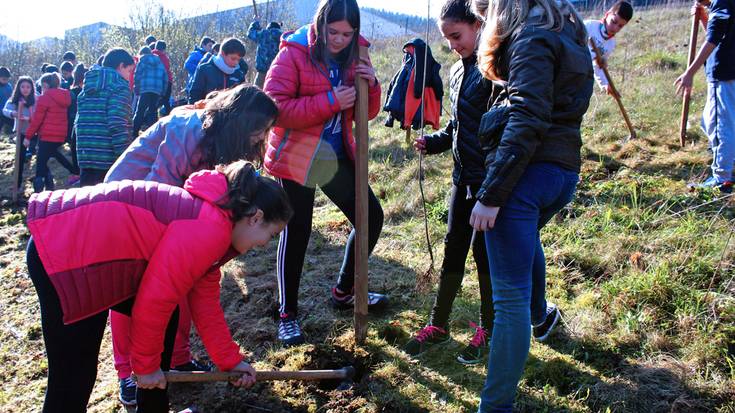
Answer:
[
  {"left": 135, "top": 368, "right": 167, "bottom": 390},
  {"left": 414, "top": 136, "right": 427, "bottom": 153},
  {"left": 355, "top": 62, "right": 377, "bottom": 87},
  {"left": 334, "top": 85, "right": 356, "bottom": 110},
  {"left": 229, "top": 361, "right": 257, "bottom": 388},
  {"left": 604, "top": 85, "right": 619, "bottom": 98},
  {"left": 675, "top": 71, "right": 694, "bottom": 96},
  {"left": 469, "top": 201, "right": 500, "bottom": 231},
  {"left": 23, "top": 139, "right": 30, "bottom": 148}
]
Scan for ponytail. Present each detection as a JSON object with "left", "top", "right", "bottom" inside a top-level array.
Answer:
[{"left": 219, "top": 161, "right": 293, "bottom": 224}]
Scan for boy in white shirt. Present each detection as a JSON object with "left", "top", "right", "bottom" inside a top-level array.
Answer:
[{"left": 585, "top": 1, "right": 634, "bottom": 97}]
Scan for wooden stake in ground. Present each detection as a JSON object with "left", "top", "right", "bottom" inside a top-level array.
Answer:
[
  {"left": 353, "top": 46, "right": 370, "bottom": 345},
  {"left": 680, "top": 11, "right": 700, "bottom": 147},
  {"left": 589, "top": 39, "right": 637, "bottom": 140},
  {"left": 162, "top": 366, "right": 355, "bottom": 383},
  {"left": 11, "top": 101, "right": 25, "bottom": 204}
]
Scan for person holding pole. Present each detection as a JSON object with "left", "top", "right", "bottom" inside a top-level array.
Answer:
[
  {"left": 263, "top": 0, "right": 387, "bottom": 347},
  {"left": 676, "top": 0, "right": 734, "bottom": 193},
  {"left": 584, "top": 1, "right": 634, "bottom": 98},
  {"left": 471, "top": 0, "right": 592, "bottom": 409},
  {"left": 3, "top": 76, "right": 36, "bottom": 191}
]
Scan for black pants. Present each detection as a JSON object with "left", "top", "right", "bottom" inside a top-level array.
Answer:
[
  {"left": 67, "top": 131, "right": 79, "bottom": 172},
  {"left": 15, "top": 133, "right": 28, "bottom": 189},
  {"left": 428, "top": 184, "right": 494, "bottom": 331},
  {"left": 34, "top": 141, "right": 79, "bottom": 192},
  {"left": 27, "top": 239, "right": 179, "bottom": 413},
  {"left": 80, "top": 168, "right": 107, "bottom": 187},
  {"left": 276, "top": 158, "right": 384, "bottom": 316},
  {"left": 159, "top": 82, "right": 172, "bottom": 116},
  {"left": 133, "top": 92, "right": 160, "bottom": 136}
]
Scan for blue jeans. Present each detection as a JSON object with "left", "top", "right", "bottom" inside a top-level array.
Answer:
[
  {"left": 703, "top": 80, "right": 735, "bottom": 183},
  {"left": 478, "top": 163, "right": 579, "bottom": 413}
]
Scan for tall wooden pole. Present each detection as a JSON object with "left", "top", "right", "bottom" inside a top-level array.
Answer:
[
  {"left": 11, "top": 101, "right": 25, "bottom": 204},
  {"left": 252, "top": 0, "right": 259, "bottom": 19},
  {"left": 680, "top": 12, "right": 700, "bottom": 147},
  {"left": 354, "top": 46, "right": 370, "bottom": 345},
  {"left": 589, "top": 39, "right": 637, "bottom": 140}
]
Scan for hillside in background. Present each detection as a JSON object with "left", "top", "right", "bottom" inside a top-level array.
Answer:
[{"left": 0, "top": 4, "right": 733, "bottom": 413}]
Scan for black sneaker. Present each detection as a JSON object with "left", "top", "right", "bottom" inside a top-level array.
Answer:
[
  {"left": 119, "top": 376, "right": 137, "bottom": 406},
  {"left": 171, "top": 359, "right": 212, "bottom": 372},
  {"left": 533, "top": 303, "right": 560, "bottom": 342},
  {"left": 456, "top": 322, "right": 489, "bottom": 365},
  {"left": 403, "top": 325, "right": 450, "bottom": 357},
  {"left": 278, "top": 313, "right": 305, "bottom": 346},
  {"left": 330, "top": 287, "right": 388, "bottom": 311}
]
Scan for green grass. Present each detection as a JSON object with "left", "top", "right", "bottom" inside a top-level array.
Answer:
[{"left": 0, "top": 5, "right": 733, "bottom": 413}]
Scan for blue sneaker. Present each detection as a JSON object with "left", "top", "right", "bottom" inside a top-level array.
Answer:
[
  {"left": 119, "top": 376, "right": 136, "bottom": 406},
  {"left": 689, "top": 177, "right": 733, "bottom": 193}
]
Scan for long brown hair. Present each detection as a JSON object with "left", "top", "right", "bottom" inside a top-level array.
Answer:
[
  {"left": 476, "top": 0, "right": 586, "bottom": 80},
  {"left": 218, "top": 161, "right": 293, "bottom": 224},
  {"left": 311, "top": 0, "right": 361, "bottom": 70},
  {"left": 11, "top": 77, "right": 35, "bottom": 107}
]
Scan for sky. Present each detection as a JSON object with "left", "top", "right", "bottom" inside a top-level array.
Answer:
[{"left": 0, "top": 0, "right": 442, "bottom": 42}]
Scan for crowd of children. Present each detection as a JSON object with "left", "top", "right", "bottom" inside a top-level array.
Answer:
[{"left": 0, "top": 0, "right": 732, "bottom": 411}]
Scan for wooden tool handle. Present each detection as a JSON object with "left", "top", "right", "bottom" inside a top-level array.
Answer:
[
  {"left": 680, "top": 12, "right": 700, "bottom": 146},
  {"left": 162, "top": 366, "right": 356, "bottom": 383},
  {"left": 589, "top": 39, "right": 637, "bottom": 139}
]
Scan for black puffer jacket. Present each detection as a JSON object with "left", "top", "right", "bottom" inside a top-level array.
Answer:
[
  {"left": 187, "top": 60, "right": 246, "bottom": 103},
  {"left": 425, "top": 54, "right": 500, "bottom": 185},
  {"left": 476, "top": 12, "right": 593, "bottom": 207}
]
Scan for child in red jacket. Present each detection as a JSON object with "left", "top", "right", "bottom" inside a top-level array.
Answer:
[
  {"left": 25, "top": 72, "right": 79, "bottom": 192},
  {"left": 26, "top": 161, "right": 292, "bottom": 413}
]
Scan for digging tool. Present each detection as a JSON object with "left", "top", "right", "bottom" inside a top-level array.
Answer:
[
  {"left": 354, "top": 45, "right": 370, "bottom": 345},
  {"left": 161, "top": 366, "right": 356, "bottom": 383},
  {"left": 251, "top": 0, "right": 259, "bottom": 19},
  {"left": 680, "top": 11, "right": 700, "bottom": 147},
  {"left": 11, "top": 101, "right": 25, "bottom": 204},
  {"left": 589, "top": 39, "right": 637, "bottom": 141}
]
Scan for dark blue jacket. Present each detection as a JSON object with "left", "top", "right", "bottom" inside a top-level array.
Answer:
[
  {"left": 706, "top": 0, "right": 735, "bottom": 81},
  {"left": 248, "top": 21, "right": 283, "bottom": 73},
  {"left": 184, "top": 47, "right": 207, "bottom": 77},
  {"left": 187, "top": 59, "right": 245, "bottom": 103}
]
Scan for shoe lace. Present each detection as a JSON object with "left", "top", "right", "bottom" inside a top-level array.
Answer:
[
  {"left": 121, "top": 376, "right": 136, "bottom": 388},
  {"left": 468, "top": 321, "right": 488, "bottom": 348},
  {"left": 279, "top": 316, "right": 301, "bottom": 337},
  {"left": 414, "top": 325, "right": 445, "bottom": 343}
]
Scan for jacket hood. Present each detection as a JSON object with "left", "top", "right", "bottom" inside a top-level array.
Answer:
[
  {"left": 282, "top": 24, "right": 371, "bottom": 51},
  {"left": 44, "top": 88, "right": 71, "bottom": 107},
  {"left": 137, "top": 54, "right": 160, "bottom": 69},
  {"left": 184, "top": 170, "right": 229, "bottom": 205},
  {"left": 83, "top": 67, "right": 126, "bottom": 96}
]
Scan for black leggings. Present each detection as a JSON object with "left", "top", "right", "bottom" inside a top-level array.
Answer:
[
  {"left": 276, "top": 158, "right": 384, "bottom": 316},
  {"left": 34, "top": 141, "right": 78, "bottom": 192},
  {"left": 133, "top": 92, "right": 160, "bottom": 136},
  {"left": 26, "top": 239, "right": 179, "bottom": 413},
  {"left": 428, "top": 184, "right": 494, "bottom": 331}
]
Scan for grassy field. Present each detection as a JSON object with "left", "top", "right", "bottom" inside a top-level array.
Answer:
[{"left": 0, "top": 5, "right": 733, "bottom": 413}]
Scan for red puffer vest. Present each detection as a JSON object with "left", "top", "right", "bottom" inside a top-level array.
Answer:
[{"left": 263, "top": 24, "right": 382, "bottom": 185}]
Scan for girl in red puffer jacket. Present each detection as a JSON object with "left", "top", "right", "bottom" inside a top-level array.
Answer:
[
  {"left": 263, "top": 0, "right": 386, "bottom": 347},
  {"left": 26, "top": 161, "right": 292, "bottom": 413},
  {"left": 25, "top": 72, "right": 79, "bottom": 192}
]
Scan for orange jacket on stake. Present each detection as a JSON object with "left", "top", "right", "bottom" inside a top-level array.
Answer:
[{"left": 383, "top": 39, "right": 443, "bottom": 131}]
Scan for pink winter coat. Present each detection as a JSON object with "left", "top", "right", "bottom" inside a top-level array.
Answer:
[
  {"left": 26, "top": 170, "right": 243, "bottom": 374},
  {"left": 263, "top": 24, "right": 382, "bottom": 185}
]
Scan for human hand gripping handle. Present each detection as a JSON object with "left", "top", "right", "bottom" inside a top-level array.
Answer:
[
  {"left": 413, "top": 136, "right": 428, "bottom": 153},
  {"left": 229, "top": 361, "right": 257, "bottom": 388},
  {"left": 333, "top": 85, "right": 356, "bottom": 110},
  {"left": 136, "top": 368, "right": 167, "bottom": 390},
  {"left": 469, "top": 201, "right": 500, "bottom": 232},
  {"left": 354, "top": 60, "right": 377, "bottom": 88}
]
